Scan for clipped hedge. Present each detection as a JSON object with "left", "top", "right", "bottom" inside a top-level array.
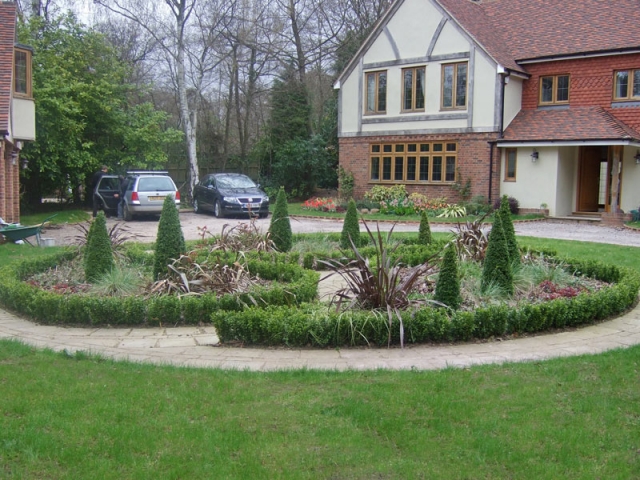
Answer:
[
  {"left": 0, "top": 250, "right": 319, "bottom": 326},
  {"left": 211, "top": 257, "right": 640, "bottom": 347}
]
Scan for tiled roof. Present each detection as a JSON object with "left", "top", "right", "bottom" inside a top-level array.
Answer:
[
  {"left": 0, "top": 2, "right": 17, "bottom": 133},
  {"left": 501, "top": 107, "right": 640, "bottom": 143},
  {"left": 440, "top": 0, "right": 640, "bottom": 65}
]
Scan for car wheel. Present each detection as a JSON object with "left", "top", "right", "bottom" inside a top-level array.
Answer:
[
  {"left": 123, "top": 203, "right": 133, "bottom": 221},
  {"left": 193, "top": 198, "right": 201, "bottom": 214},
  {"left": 259, "top": 212, "right": 268, "bottom": 219},
  {"left": 214, "top": 200, "right": 224, "bottom": 218}
]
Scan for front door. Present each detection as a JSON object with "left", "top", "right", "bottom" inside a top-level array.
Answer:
[{"left": 577, "top": 146, "right": 606, "bottom": 212}]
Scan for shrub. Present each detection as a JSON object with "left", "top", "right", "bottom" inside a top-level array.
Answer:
[
  {"left": 498, "top": 195, "right": 520, "bottom": 266},
  {"left": 84, "top": 212, "right": 114, "bottom": 283},
  {"left": 340, "top": 198, "right": 361, "bottom": 249},
  {"left": 338, "top": 166, "right": 354, "bottom": 201},
  {"left": 481, "top": 217, "right": 514, "bottom": 295},
  {"left": 493, "top": 195, "right": 519, "bottom": 214},
  {"left": 269, "top": 187, "right": 293, "bottom": 252},
  {"left": 153, "top": 195, "right": 186, "bottom": 280},
  {"left": 418, "top": 210, "right": 432, "bottom": 245},
  {"left": 434, "top": 244, "right": 461, "bottom": 309},
  {"left": 363, "top": 185, "right": 407, "bottom": 203}
]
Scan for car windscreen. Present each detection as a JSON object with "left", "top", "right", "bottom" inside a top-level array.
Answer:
[
  {"left": 217, "top": 175, "right": 256, "bottom": 189},
  {"left": 137, "top": 177, "right": 176, "bottom": 192},
  {"left": 98, "top": 177, "right": 121, "bottom": 191}
]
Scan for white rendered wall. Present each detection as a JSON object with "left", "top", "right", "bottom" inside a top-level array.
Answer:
[
  {"left": 621, "top": 147, "right": 640, "bottom": 212},
  {"left": 555, "top": 147, "right": 577, "bottom": 216},
  {"left": 503, "top": 78, "right": 523, "bottom": 128},
  {"left": 11, "top": 97, "right": 36, "bottom": 141}
]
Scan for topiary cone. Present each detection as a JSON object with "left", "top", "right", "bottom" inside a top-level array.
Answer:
[
  {"left": 269, "top": 187, "right": 292, "bottom": 252},
  {"left": 153, "top": 195, "right": 186, "bottom": 280},
  {"left": 340, "top": 198, "right": 361, "bottom": 249},
  {"left": 84, "top": 211, "right": 114, "bottom": 282}
]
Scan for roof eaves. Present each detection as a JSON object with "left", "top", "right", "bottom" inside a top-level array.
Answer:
[{"left": 517, "top": 47, "right": 640, "bottom": 65}]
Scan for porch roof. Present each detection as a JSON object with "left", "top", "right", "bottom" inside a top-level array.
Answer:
[{"left": 500, "top": 107, "right": 640, "bottom": 145}]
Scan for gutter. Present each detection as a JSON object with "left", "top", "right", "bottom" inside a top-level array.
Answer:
[{"left": 517, "top": 47, "right": 640, "bottom": 65}]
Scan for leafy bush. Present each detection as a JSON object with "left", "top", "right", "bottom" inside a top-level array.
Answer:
[
  {"left": 84, "top": 212, "right": 114, "bottom": 283},
  {"left": 465, "top": 195, "right": 492, "bottom": 216},
  {"left": 363, "top": 185, "right": 407, "bottom": 203},
  {"left": 301, "top": 197, "right": 337, "bottom": 212},
  {"left": 153, "top": 195, "right": 186, "bottom": 280},
  {"left": 493, "top": 195, "right": 519, "bottom": 214},
  {"left": 269, "top": 187, "right": 293, "bottom": 252},
  {"left": 340, "top": 198, "right": 361, "bottom": 249}
]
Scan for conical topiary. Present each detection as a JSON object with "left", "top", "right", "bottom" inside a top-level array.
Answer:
[
  {"left": 481, "top": 216, "right": 513, "bottom": 295},
  {"left": 84, "top": 212, "right": 114, "bottom": 282},
  {"left": 153, "top": 195, "right": 186, "bottom": 280},
  {"left": 340, "top": 198, "right": 361, "bottom": 249},
  {"left": 418, "top": 210, "right": 432, "bottom": 245},
  {"left": 434, "top": 243, "right": 461, "bottom": 309},
  {"left": 498, "top": 194, "right": 520, "bottom": 266},
  {"left": 268, "top": 187, "right": 292, "bottom": 252}
]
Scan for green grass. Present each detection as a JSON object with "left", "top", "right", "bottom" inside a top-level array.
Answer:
[
  {"left": 3, "top": 216, "right": 640, "bottom": 477},
  {"left": 1, "top": 340, "right": 639, "bottom": 478},
  {"left": 20, "top": 209, "right": 90, "bottom": 226}
]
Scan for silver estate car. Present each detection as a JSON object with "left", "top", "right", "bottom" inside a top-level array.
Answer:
[{"left": 122, "top": 171, "right": 180, "bottom": 221}]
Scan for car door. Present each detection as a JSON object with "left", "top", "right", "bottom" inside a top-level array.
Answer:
[
  {"left": 200, "top": 176, "right": 215, "bottom": 210},
  {"left": 96, "top": 176, "right": 121, "bottom": 213}
]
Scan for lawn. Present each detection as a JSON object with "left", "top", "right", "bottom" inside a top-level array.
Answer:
[{"left": 1, "top": 215, "right": 640, "bottom": 478}]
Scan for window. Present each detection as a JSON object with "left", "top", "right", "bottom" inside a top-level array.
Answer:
[
  {"left": 14, "top": 48, "right": 32, "bottom": 97},
  {"left": 365, "top": 70, "right": 387, "bottom": 114},
  {"left": 369, "top": 142, "right": 457, "bottom": 183},
  {"left": 505, "top": 149, "right": 517, "bottom": 181},
  {"left": 613, "top": 69, "right": 640, "bottom": 101},
  {"left": 402, "top": 66, "right": 426, "bottom": 112},
  {"left": 539, "top": 74, "right": 570, "bottom": 105},
  {"left": 441, "top": 62, "right": 467, "bottom": 109}
]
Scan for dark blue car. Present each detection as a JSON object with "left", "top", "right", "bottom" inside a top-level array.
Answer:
[{"left": 192, "top": 173, "right": 270, "bottom": 218}]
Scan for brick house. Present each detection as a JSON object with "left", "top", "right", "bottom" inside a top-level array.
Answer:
[
  {"left": 334, "top": 0, "right": 640, "bottom": 219},
  {"left": 0, "top": 1, "right": 35, "bottom": 223}
]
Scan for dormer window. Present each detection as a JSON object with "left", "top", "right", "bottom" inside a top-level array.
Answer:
[
  {"left": 365, "top": 70, "right": 387, "bottom": 114},
  {"left": 14, "top": 48, "right": 32, "bottom": 97},
  {"left": 613, "top": 69, "right": 640, "bottom": 101},
  {"left": 539, "top": 75, "right": 569, "bottom": 105}
]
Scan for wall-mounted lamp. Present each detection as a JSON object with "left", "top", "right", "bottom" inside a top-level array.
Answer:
[
  {"left": 10, "top": 150, "right": 18, "bottom": 166},
  {"left": 635, "top": 150, "right": 640, "bottom": 164},
  {"left": 531, "top": 150, "right": 539, "bottom": 162},
  {"left": 21, "top": 157, "right": 28, "bottom": 170}
]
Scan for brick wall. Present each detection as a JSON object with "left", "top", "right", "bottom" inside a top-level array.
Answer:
[
  {"left": 339, "top": 132, "right": 501, "bottom": 204},
  {"left": 521, "top": 53, "right": 640, "bottom": 131}
]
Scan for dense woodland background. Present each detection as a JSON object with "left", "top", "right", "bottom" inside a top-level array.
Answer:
[{"left": 16, "top": 0, "right": 394, "bottom": 208}]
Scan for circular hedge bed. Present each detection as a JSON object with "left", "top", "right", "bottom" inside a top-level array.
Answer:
[{"left": 0, "top": 247, "right": 638, "bottom": 348}]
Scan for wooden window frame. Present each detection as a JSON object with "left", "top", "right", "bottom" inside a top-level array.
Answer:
[
  {"left": 613, "top": 69, "right": 640, "bottom": 101},
  {"left": 13, "top": 48, "right": 32, "bottom": 98},
  {"left": 504, "top": 148, "right": 517, "bottom": 181},
  {"left": 441, "top": 62, "right": 468, "bottom": 110},
  {"left": 369, "top": 142, "right": 457, "bottom": 184},
  {"left": 401, "top": 66, "right": 426, "bottom": 112},
  {"left": 538, "top": 74, "right": 570, "bottom": 105},
  {"left": 364, "top": 70, "right": 387, "bottom": 115}
]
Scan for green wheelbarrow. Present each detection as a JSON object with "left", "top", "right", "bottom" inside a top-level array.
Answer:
[{"left": 0, "top": 214, "right": 57, "bottom": 246}]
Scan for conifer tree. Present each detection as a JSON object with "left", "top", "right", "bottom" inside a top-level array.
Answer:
[
  {"left": 268, "top": 187, "right": 292, "bottom": 252},
  {"left": 84, "top": 212, "right": 114, "bottom": 282},
  {"left": 481, "top": 217, "right": 514, "bottom": 295},
  {"left": 498, "top": 195, "right": 520, "bottom": 266},
  {"left": 153, "top": 195, "right": 186, "bottom": 280},
  {"left": 340, "top": 198, "right": 361, "bottom": 249},
  {"left": 434, "top": 243, "right": 461, "bottom": 309},
  {"left": 418, "top": 210, "right": 432, "bottom": 245}
]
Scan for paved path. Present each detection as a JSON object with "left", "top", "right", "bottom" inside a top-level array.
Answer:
[{"left": 3, "top": 217, "right": 640, "bottom": 371}]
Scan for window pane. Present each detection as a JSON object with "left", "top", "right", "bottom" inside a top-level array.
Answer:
[
  {"left": 433, "top": 143, "right": 443, "bottom": 152},
  {"left": 541, "top": 77, "right": 554, "bottom": 103},
  {"left": 407, "top": 157, "right": 416, "bottom": 181},
  {"left": 432, "top": 156, "right": 442, "bottom": 181},
  {"left": 420, "top": 144, "right": 430, "bottom": 152},
  {"left": 557, "top": 75, "right": 569, "bottom": 102},
  {"left": 382, "top": 157, "right": 392, "bottom": 180},
  {"left": 442, "top": 65, "right": 453, "bottom": 107},
  {"left": 403, "top": 69, "right": 413, "bottom": 110},
  {"left": 415, "top": 68, "right": 425, "bottom": 109},
  {"left": 378, "top": 72, "right": 387, "bottom": 111},
  {"left": 455, "top": 64, "right": 467, "bottom": 107},
  {"left": 633, "top": 70, "right": 640, "bottom": 97},
  {"left": 394, "top": 157, "right": 404, "bottom": 180},
  {"left": 370, "top": 157, "right": 380, "bottom": 180},
  {"left": 419, "top": 157, "right": 429, "bottom": 181},
  {"left": 383, "top": 144, "right": 392, "bottom": 153},
  {"left": 445, "top": 157, "right": 456, "bottom": 181},
  {"left": 366, "top": 73, "right": 376, "bottom": 112},
  {"left": 407, "top": 144, "right": 417, "bottom": 152},
  {"left": 395, "top": 144, "right": 404, "bottom": 152},
  {"left": 371, "top": 144, "right": 381, "bottom": 153},
  {"left": 615, "top": 71, "right": 629, "bottom": 99},
  {"left": 14, "top": 51, "right": 27, "bottom": 94},
  {"left": 446, "top": 143, "right": 456, "bottom": 152},
  {"left": 506, "top": 150, "right": 516, "bottom": 179}
]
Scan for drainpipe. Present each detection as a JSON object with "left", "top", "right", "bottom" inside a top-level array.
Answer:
[
  {"left": 488, "top": 141, "right": 495, "bottom": 204},
  {"left": 488, "top": 72, "right": 510, "bottom": 205}
]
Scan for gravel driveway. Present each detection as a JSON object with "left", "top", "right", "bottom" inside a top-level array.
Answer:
[{"left": 39, "top": 212, "right": 640, "bottom": 247}]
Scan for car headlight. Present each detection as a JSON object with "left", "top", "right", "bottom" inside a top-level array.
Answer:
[{"left": 223, "top": 196, "right": 241, "bottom": 204}]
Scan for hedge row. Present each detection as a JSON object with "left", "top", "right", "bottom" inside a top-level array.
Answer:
[
  {"left": 0, "top": 251, "right": 319, "bottom": 326},
  {"left": 211, "top": 258, "right": 640, "bottom": 347}
]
